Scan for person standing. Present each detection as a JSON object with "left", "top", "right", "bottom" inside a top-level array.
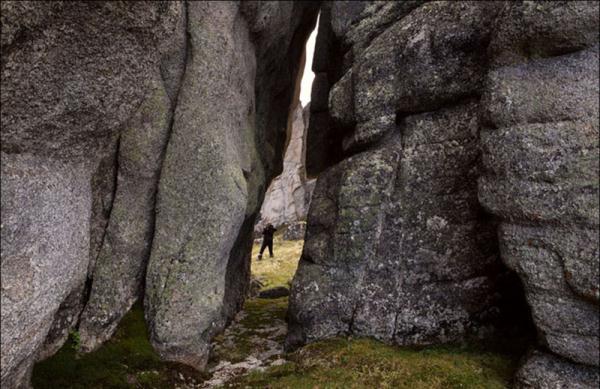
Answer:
[{"left": 258, "top": 223, "right": 276, "bottom": 260}]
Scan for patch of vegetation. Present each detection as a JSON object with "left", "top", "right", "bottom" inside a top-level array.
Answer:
[
  {"left": 33, "top": 236, "right": 528, "bottom": 388},
  {"left": 68, "top": 330, "right": 81, "bottom": 351},
  {"left": 251, "top": 236, "right": 303, "bottom": 289},
  {"left": 225, "top": 337, "right": 524, "bottom": 389},
  {"left": 210, "top": 297, "right": 288, "bottom": 365},
  {"left": 32, "top": 304, "right": 208, "bottom": 389},
  {"left": 32, "top": 236, "right": 304, "bottom": 388}
]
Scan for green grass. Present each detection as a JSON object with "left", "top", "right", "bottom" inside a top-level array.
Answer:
[
  {"left": 209, "top": 297, "right": 289, "bottom": 365},
  {"left": 251, "top": 235, "right": 303, "bottom": 289},
  {"left": 224, "top": 337, "right": 523, "bottom": 389},
  {"left": 229, "top": 237, "right": 526, "bottom": 388},
  {"left": 33, "top": 237, "right": 527, "bottom": 388},
  {"left": 31, "top": 304, "right": 208, "bottom": 389}
]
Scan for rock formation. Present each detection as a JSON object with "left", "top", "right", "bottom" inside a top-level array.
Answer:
[
  {"left": 478, "top": 2, "right": 600, "bottom": 386},
  {"left": 289, "top": 0, "right": 505, "bottom": 348},
  {"left": 144, "top": 1, "right": 319, "bottom": 370},
  {"left": 2, "top": 2, "right": 187, "bottom": 385},
  {"left": 256, "top": 103, "right": 316, "bottom": 233},
  {"left": 1, "top": 1, "right": 318, "bottom": 386},
  {"left": 288, "top": 2, "right": 599, "bottom": 388},
  {"left": 1, "top": 1, "right": 598, "bottom": 388}
]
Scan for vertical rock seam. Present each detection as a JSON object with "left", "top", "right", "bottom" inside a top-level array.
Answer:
[
  {"left": 144, "top": 1, "right": 319, "bottom": 370},
  {"left": 77, "top": 0, "right": 188, "bottom": 353},
  {"left": 1, "top": 2, "right": 185, "bottom": 386}
]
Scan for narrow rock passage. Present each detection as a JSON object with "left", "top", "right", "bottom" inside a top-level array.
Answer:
[
  {"left": 200, "top": 235, "right": 303, "bottom": 388},
  {"left": 202, "top": 298, "right": 289, "bottom": 388}
]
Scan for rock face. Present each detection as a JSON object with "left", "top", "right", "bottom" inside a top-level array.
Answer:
[
  {"left": 289, "top": 0, "right": 505, "bottom": 348},
  {"left": 478, "top": 2, "right": 599, "bottom": 386},
  {"left": 1, "top": 1, "right": 598, "bottom": 388},
  {"left": 143, "top": 0, "right": 319, "bottom": 371},
  {"left": 1, "top": 1, "right": 318, "bottom": 386},
  {"left": 256, "top": 103, "right": 316, "bottom": 232},
  {"left": 78, "top": 3, "right": 188, "bottom": 353},
  {"left": 1, "top": 1, "right": 186, "bottom": 386},
  {"left": 289, "top": 2, "right": 599, "bottom": 387},
  {"left": 1, "top": 155, "right": 92, "bottom": 387}
]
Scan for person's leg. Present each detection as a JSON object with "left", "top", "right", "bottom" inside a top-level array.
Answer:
[
  {"left": 268, "top": 240, "right": 273, "bottom": 258},
  {"left": 258, "top": 240, "right": 267, "bottom": 259}
]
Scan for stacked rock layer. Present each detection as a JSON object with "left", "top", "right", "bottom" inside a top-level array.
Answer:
[{"left": 289, "top": 2, "right": 599, "bottom": 387}]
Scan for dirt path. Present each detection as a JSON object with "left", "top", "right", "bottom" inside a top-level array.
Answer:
[
  {"left": 184, "top": 237, "right": 302, "bottom": 388},
  {"left": 199, "top": 297, "right": 289, "bottom": 388}
]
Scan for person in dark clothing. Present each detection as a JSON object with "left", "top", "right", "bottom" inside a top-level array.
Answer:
[{"left": 258, "top": 224, "right": 276, "bottom": 260}]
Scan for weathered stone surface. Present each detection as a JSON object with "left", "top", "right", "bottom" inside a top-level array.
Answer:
[
  {"left": 3, "top": 1, "right": 598, "bottom": 388},
  {"left": 79, "top": 71, "right": 181, "bottom": 353},
  {"left": 256, "top": 104, "right": 315, "bottom": 232},
  {"left": 481, "top": 46, "right": 600, "bottom": 129},
  {"left": 77, "top": 1, "right": 188, "bottom": 353},
  {"left": 328, "top": 69, "right": 354, "bottom": 129},
  {"left": 489, "top": 1, "right": 600, "bottom": 68},
  {"left": 144, "top": 1, "right": 258, "bottom": 370},
  {"left": 144, "top": 1, "right": 319, "bottom": 371},
  {"left": 36, "top": 281, "right": 87, "bottom": 362},
  {"left": 1, "top": 154, "right": 91, "bottom": 388},
  {"left": 295, "top": 0, "right": 496, "bottom": 347},
  {"left": 2, "top": 0, "right": 318, "bottom": 385},
  {"left": 478, "top": 2, "right": 599, "bottom": 385},
  {"left": 288, "top": 141, "right": 400, "bottom": 347},
  {"left": 297, "top": 4, "right": 600, "bottom": 387},
  {"left": 331, "top": 1, "right": 424, "bottom": 56},
  {"left": 289, "top": 101, "right": 504, "bottom": 349},
  {"left": 309, "top": 0, "right": 503, "bottom": 166},
  {"left": 514, "top": 350, "right": 600, "bottom": 389},
  {"left": 1, "top": 1, "right": 185, "bottom": 386}
]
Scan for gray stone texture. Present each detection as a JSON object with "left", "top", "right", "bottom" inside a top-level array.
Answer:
[
  {"left": 478, "top": 1, "right": 599, "bottom": 384},
  {"left": 514, "top": 350, "right": 600, "bottom": 389},
  {"left": 2, "top": 1, "right": 599, "bottom": 388},
  {"left": 1, "top": 0, "right": 318, "bottom": 386},
  {"left": 78, "top": 1, "right": 188, "bottom": 354},
  {"left": 256, "top": 104, "right": 316, "bottom": 232},
  {"left": 78, "top": 71, "right": 180, "bottom": 353},
  {"left": 289, "top": 101, "right": 502, "bottom": 348},
  {"left": 144, "top": 0, "right": 319, "bottom": 371},
  {"left": 1, "top": 154, "right": 91, "bottom": 388},
  {"left": 292, "top": 2, "right": 599, "bottom": 388},
  {"left": 1, "top": 1, "right": 186, "bottom": 386}
]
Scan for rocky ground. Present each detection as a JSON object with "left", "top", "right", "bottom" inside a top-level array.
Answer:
[
  {"left": 201, "top": 235, "right": 302, "bottom": 388},
  {"left": 31, "top": 236, "right": 302, "bottom": 389},
  {"left": 32, "top": 236, "right": 528, "bottom": 388},
  {"left": 202, "top": 298, "right": 289, "bottom": 388}
]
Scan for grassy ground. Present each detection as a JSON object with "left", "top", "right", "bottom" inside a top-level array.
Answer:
[
  {"left": 31, "top": 304, "right": 208, "bottom": 389},
  {"left": 209, "top": 297, "right": 288, "bottom": 365},
  {"left": 32, "top": 237, "right": 527, "bottom": 388},
  {"left": 31, "top": 236, "right": 303, "bottom": 389},
  {"left": 225, "top": 336, "right": 525, "bottom": 389},
  {"left": 226, "top": 238, "right": 526, "bottom": 388},
  {"left": 251, "top": 234, "right": 303, "bottom": 289}
]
